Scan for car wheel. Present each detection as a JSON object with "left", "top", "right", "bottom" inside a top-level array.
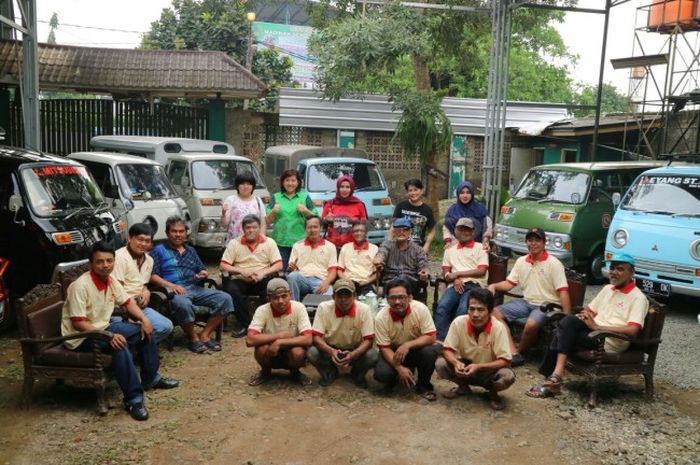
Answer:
[{"left": 588, "top": 249, "right": 607, "bottom": 284}]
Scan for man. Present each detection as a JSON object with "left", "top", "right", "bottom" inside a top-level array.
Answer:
[
  {"left": 434, "top": 218, "right": 489, "bottom": 341},
  {"left": 373, "top": 278, "right": 441, "bottom": 401},
  {"left": 112, "top": 223, "right": 173, "bottom": 344},
  {"left": 527, "top": 253, "right": 648, "bottom": 398},
  {"left": 337, "top": 221, "right": 379, "bottom": 296},
  {"left": 62, "top": 242, "right": 179, "bottom": 421},
  {"left": 246, "top": 278, "right": 313, "bottom": 386},
  {"left": 435, "top": 288, "right": 515, "bottom": 410},
  {"left": 392, "top": 179, "right": 436, "bottom": 253},
  {"left": 150, "top": 216, "right": 234, "bottom": 353},
  {"left": 220, "top": 214, "right": 283, "bottom": 338},
  {"left": 488, "top": 227, "right": 571, "bottom": 366},
  {"left": 308, "top": 279, "right": 378, "bottom": 388},
  {"left": 287, "top": 216, "right": 338, "bottom": 302},
  {"left": 374, "top": 217, "right": 430, "bottom": 298}
]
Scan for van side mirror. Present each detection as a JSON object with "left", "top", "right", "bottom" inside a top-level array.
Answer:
[
  {"left": 105, "top": 185, "right": 120, "bottom": 199},
  {"left": 181, "top": 175, "right": 190, "bottom": 187},
  {"left": 612, "top": 192, "right": 621, "bottom": 207},
  {"left": 8, "top": 194, "right": 23, "bottom": 212}
]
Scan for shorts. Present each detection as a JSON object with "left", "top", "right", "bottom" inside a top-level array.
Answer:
[{"left": 498, "top": 299, "right": 547, "bottom": 327}]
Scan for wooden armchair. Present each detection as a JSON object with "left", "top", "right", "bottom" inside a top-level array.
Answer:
[
  {"left": 566, "top": 297, "right": 666, "bottom": 407},
  {"left": 17, "top": 284, "right": 114, "bottom": 415}
]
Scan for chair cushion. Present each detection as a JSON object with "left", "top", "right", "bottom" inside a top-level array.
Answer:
[
  {"left": 37, "top": 345, "right": 113, "bottom": 368},
  {"left": 573, "top": 349, "right": 644, "bottom": 364}
]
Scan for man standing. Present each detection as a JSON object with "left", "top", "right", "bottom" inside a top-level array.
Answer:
[
  {"left": 488, "top": 227, "right": 571, "bottom": 366},
  {"left": 373, "top": 217, "right": 430, "bottom": 300},
  {"left": 220, "top": 214, "right": 283, "bottom": 337},
  {"left": 287, "top": 216, "right": 338, "bottom": 302},
  {"left": 435, "top": 288, "right": 515, "bottom": 410},
  {"left": 150, "top": 216, "right": 234, "bottom": 353},
  {"left": 392, "top": 179, "right": 436, "bottom": 253},
  {"left": 112, "top": 223, "right": 173, "bottom": 344},
  {"left": 373, "top": 278, "right": 441, "bottom": 401},
  {"left": 246, "top": 278, "right": 313, "bottom": 386},
  {"left": 62, "top": 242, "right": 179, "bottom": 421},
  {"left": 308, "top": 279, "right": 378, "bottom": 387},
  {"left": 337, "top": 221, "right": 378, "bottom": 296},
  {"left": 434, "top": 218, "right": 489, "bottom": 341},
  {"left": 528, "top": 253, "right": 648, "bottom": 398}
]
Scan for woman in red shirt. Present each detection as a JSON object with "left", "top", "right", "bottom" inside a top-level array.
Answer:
[{"left": 322, "top": 176, "right": 368, "bottom": 248}]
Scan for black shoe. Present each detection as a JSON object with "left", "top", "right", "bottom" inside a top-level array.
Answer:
[
  {"left": 125, "top": 402, "right": 149, "bottom": 421},
  {"left": 146, "top": 377, "right": 180, "bottom": 390},
  {"left": 511, "top": 353, "right": 526, "bottom": 367},
  {"left": 231, "top": 327, "right": 247, "bottom": 338},
  {"left": 319, "top": 370, "right": 338, "bottom": 387}
]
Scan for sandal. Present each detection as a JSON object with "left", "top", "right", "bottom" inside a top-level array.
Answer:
[
  {"left": 247, "top": 371, "right": 271, "bottom": 386},
  {"left": 543, "top": 374, "right": 563, "bottom": 389},
  {"left": 203, "top": 339, "right": 222, "bottom": 352},
  {"left": 526, "top": 385, "right": 560, "bottom": 398},
  {"left": 189, "top": 340, "right": 208, "bottom": 353},
  {"left": 291, "top": 372, "right": 312, "bottom": 386},
  {"left": 418, "top": 390, "right": 438, "bottom": 402},
  {"left": 442, "top": 386, "right": 472, "bottom": 399}
]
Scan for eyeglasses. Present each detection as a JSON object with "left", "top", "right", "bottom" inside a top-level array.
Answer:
[{"left": 387, "top": 294, "right": 409, "bottom": 301}]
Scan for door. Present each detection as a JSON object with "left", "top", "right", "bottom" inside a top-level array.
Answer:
[{"left": 79, "top": 161, "right": 125, "bottom": 216}]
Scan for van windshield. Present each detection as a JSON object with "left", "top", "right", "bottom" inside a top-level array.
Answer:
[
  {"left": 513, "top": 170, "right": 590, "bottom": 204},
  {"left": 20, "top": 164, "right": 104, "bottom": 217},
  {"left": 306, "top": 163, "right": 385, "bottom": 192},
  {"left": 116, "top": 164, "right": 177, "bottom": 200},
  {"left": 622, "top": 174, "right": 700, "bottom": 216},
  {"left": 191, "top": 160, "right": 264, "bottom": 190}
]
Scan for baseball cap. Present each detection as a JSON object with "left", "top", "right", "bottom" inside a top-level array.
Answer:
[
  {"left": 266, "top": 278, "right": 290, "bottom": 295},
  {"left": 607, "top": 252, "right": 635, "bottom": 267},
  {"left": 525, "top": 227, "right": 546, "bottom": 240},
  {"left": 393, "top": 217, "right": 412, "bottom": 229},
  {"left": 455, "top": 217, "right": 475, "bottom": 229},
  {"left": 333, "top": 279, "right": 356, "bottom": 294}
]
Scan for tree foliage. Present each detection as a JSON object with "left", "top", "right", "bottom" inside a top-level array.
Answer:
[{"left": 572, "top": 83, "right": 630, "bottom": 117}]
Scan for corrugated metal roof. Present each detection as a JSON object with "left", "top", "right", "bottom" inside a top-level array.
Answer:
[
  {"left": 279, "top": 88, "right": 569, "bottom": 135},
  {"left": 0, "top": 40, "right": 267, "bottom": 99}
]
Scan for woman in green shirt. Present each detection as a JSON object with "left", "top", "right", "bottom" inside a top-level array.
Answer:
[{"left": 265, "top": 169, "right": 318, "bottom": 269}]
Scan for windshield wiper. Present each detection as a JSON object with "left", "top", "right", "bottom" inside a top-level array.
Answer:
[
  {"left": 642, "top": 210, "right": 673, "bottom": 215},
  {"left": 671, "top": 212, "right": 700, "bottom": 218},
  {"left": 64, "top": 205, "right": 94, "bottom": 220},
  {"left": 212, "top": 184, "right": 235, "bottom": 193},
  {"left": 93, "top": 201, "right": 110, "bottom": 214},
  {"left": 536, "top": 198, "right": 571, "bottom": 204}
]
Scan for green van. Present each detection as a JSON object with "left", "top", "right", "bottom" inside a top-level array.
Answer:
[{"left": 494, "top": 161, "right": 662, "bottom": 282}]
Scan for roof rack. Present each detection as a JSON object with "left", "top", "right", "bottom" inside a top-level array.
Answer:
[{"left": 658, "top": 153, "right": 700, "bottom": 165}]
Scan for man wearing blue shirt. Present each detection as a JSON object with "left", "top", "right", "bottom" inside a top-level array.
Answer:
[{"left": 150, "top": 216, "right": 234, "bottom": 353}]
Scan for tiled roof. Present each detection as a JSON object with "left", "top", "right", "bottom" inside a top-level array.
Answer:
[{"left": 0, "top": 40, "right": 267, "bottom": 99}]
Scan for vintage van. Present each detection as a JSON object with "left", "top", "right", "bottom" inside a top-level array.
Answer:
[
  {"left": 494, "top": 161, "right": 662, "bottom": 281},
  {"left": 90, "top": 135, "right": 234, "bottom": 166},
  {"left": 264, "top": 145, "right": 394, "bottom": 244},
  {"left": 67, "top": 152, "right": 189, "bottom": 241},
  {"left": 605, "top": 164, "right": 700, "bottom": 298}
]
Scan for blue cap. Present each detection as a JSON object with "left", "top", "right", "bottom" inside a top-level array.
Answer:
[
  {"left": 393, "top": 217, "right": 412, "bottom": 229},
  {"left": 607, "top": 253, "right": 635, "bottom": 267}
]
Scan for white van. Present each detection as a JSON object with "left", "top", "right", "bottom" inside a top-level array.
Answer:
[
  {"left": 91, "top": 135, "right": 234, "bottom": 166},
  {"left": 67, "top": 151, "right": 189, "bottom": 241}
]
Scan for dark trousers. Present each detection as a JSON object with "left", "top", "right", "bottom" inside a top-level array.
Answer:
[
  {"left": 352, "top": 281, "right": 376, "bottom": 297},
  {"left": 539, "top": 314, "right": 598, "bottom": 376},
  {"left": 381, "top": 274, "right": 428, "bottom": 303},
  {"left": 222, "top": 277, "right": 270, "bottom": 328},
  {"left": 278, "top": 246, "right": 292, "bottom": 271},
  {"left": 76, "top": 320, "right": 159, "bottom": 405},
  {"left": 374, "top": 345, "right": 441, "bottom": 392}
]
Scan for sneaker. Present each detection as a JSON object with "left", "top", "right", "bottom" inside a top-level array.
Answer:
[{"left": 231, "top": 327, "right": 247, "bottom": 338}]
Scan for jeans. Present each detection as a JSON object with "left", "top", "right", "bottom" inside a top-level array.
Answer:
[
  {"left": 287, "top": 272, "right": 332, "bottom": 302},
  {"left": 110, "top": 307, "right": 173, "bottom": 345},
  {"left": 434, "top": 283, "right": 481, "bottom": 341},
  {"left": 76, "top": 320, "right": 160, "bottom": 406},
  {"left": 307, "top": 346, "right": 379, "bottom": 382},
  {"left": 170, "top": 284, "right": 234, "bottom": 325},
  {"left": 278, "top": 246, "right": 292, "bottom": 272},
  {"left": 374, "top": 345, "right": 441, "bottom": 392},
  {"left": 222, "top": 278, "right": 271, "bottom": 328}
]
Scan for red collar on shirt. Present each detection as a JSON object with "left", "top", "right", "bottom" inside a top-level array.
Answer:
[
  {"left": 335, "top": 303, "right": 357, "bottom": 318},
  {"left": 611, "top": 280, "right": 637, "bottom": 295},
  {"left": 241, "top": 234, "right": 266, "bottom": 251},
  {"left": 271, "top": 303, "right": 293, "bottom": 317},
  {"left": 389, "top": 305, "right": 412, "bottom": 322},
  {"left": 89, "top": 270, "right": 111, "bottom": 292},
  {"left": 467, "top": 317, "right": 493, "bottom": 338},
  {"left": 456, "top": 240, "right": 476, "bottom": 249},
  {"left": 304, "top": 238, "right": 326, "bottom": 249},
  {"left": 525, "top": 250, "right": 550, "bottom": 264},
  {"left": 353, "top": 241, "right": 369, "bottom": 251}
]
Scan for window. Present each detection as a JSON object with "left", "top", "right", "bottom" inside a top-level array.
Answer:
[
  {"left": 190, "top": 160, "right": 264, "bottom": 190},
  {"left": 305, "top": 163, "right": 385, "bottom": 193},
  {"left": 80, "top": 161, "right": 119, "bottom": 198},
  {"left": 167, "top": 161, "right": 188, "bottom": 186},
  {"left": 513, "top": 169, "right": 590, "bottom": 204},
  {"left": 561, "top": 149, "right": 577, "bottom": 163}
]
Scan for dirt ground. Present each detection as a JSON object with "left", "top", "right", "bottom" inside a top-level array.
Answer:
[{"left": 0, "top": 330, "right": 698, "bottom": 465}]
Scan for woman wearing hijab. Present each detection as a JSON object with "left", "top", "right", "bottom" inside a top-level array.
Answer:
[
  {"left": 443, "top": 180, "right": 492, "bottom": 250},
  {"left": 322, "top": 175, "right": 368, "bottom": 248}
]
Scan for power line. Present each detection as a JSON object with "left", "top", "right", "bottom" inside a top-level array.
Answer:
[{"left": 38, "top": 19, "right": 145, "bottom": 34}]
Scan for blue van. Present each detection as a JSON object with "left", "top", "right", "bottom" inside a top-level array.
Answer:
[
  {"left": 264, "top": 145, "right": 394, "bottom": 243},
  {"left": 605, "top": 164, "right": 700, "bottom": 298}
]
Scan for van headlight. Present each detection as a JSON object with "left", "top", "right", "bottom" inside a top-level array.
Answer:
[
  {"left": 383, "top": 217, "right": 392, "bottom": 229},
  {"left": 198, "top": 219, "right": 220, "bottom": 232},
  {"left": 612, "top": 229, "right": 628, "bottom": 248},
  {"left": 690, "top": 240, "right": 700, "bottom": 261},
  {"left": 552, "top": 236, "right": 563, "bottom": 249}
]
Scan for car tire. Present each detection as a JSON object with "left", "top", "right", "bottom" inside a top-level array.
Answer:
[{"left": 588, "top": 248, "right": 607, "bottom": 284}]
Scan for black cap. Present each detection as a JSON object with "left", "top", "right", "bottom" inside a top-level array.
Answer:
[{"left": 525, "top": 227, "right": 546, "bottom": 240}]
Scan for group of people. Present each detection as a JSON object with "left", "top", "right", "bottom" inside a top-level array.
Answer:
[{"left": 60, "top": 171, "right": 650, "bottom": 421}]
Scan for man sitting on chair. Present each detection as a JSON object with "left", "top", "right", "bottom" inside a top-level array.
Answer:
[
  {"left": 337, "top": 221, "right": 379, "bottom": 296},
  {"left": 287, "top": 216, "right": 338, "bottom": 302}
]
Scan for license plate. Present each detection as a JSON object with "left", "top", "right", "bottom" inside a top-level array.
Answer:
[{"left": 636, "top": 278, "right": 671, "bottom": 297}]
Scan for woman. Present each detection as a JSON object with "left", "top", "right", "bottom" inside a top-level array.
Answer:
[
  {"left": 221, "top": 172, "right": 267, "bottom": 243},
  {"left": 322, "top": 176, "right": 368, "bottom": 249},
  {"left": 265, "top": 169, "right": 317, "bottom": 269},
  {"left": 443, "top": 180, "right": 492, "bottom": 249}
]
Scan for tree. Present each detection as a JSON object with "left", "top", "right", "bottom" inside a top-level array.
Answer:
[
  {"left": 47, "top": 12, "right": 58, "bottom": 44},
  {"left": 572, "top": 83, "right": 630, "bottom": 117},
  {"left": 142, "top": 0, "right": 293, "bottom": 111}
]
